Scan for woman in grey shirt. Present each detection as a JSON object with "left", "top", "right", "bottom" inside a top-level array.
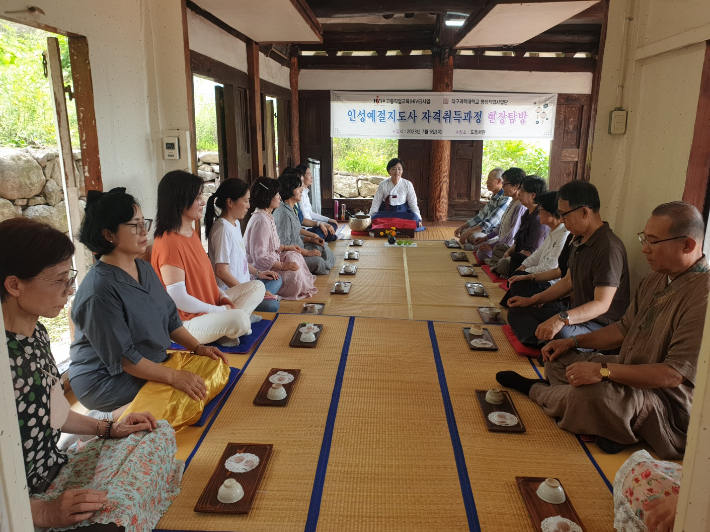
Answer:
[{"left": 69, "top": 188, "right": 227, "bottom": 416}]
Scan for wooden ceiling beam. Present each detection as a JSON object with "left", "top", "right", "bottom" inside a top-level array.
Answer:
[
  {"left": 298, "top": 30, "right": 434, "bottom": 51},
  {"left": 307, "top": 0, "right": 484, "bottom": 18},
  {"left": 298, "top": 54, "right": 594, "bottom": 72}
]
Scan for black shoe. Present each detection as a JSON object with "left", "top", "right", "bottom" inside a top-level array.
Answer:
[
  {"left": 495, "top": 371, "right": 547, "bottom": 396},
  {"left": 595, "top": 436, "right": 625, "bottom": 454},
  {"left": 536, "top": 354, "right": 545, "bottom": 367}
]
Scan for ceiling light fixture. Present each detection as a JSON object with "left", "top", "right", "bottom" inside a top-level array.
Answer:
[{"left": 445, "top": 19, "right": 466, "bottom": 26}]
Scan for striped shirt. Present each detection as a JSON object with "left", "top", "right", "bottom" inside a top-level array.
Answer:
[{"left": 466, "top": 189, "right": 511, "bottom": 232}]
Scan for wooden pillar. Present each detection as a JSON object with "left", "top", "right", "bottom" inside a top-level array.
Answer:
[
  {"left": 247, "top": 39, "right": 263, "bottom": 177},
  {"left": 290, "top": 54, "right": 301, "bottom": 164},
  {"left": 429, "top": 54, "right": 454, "bottom": 221}
]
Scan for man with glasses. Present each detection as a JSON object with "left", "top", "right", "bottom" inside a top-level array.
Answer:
[
  {"left": 454, "top": 167, "right": 511, "bottom": 246},
  {"left": 505, "top": 181, "right": 630, "bottom": 346},
  {"left": 497, "top": 201, "right": 708, "bottom": 459},
  {"left": 466, "top": 167, "right": 527, "bottom": 260}
]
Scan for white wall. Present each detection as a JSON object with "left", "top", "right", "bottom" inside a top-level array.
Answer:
[
  {"left": 299, "top": 68, "right": 592, "bottom": 93},
  {"left": 589, "top": 0, "right": 709, "bottom": 287},
  {"left": 454, "top": 70, "right": 592, "bottom": 94},
  {"left": 187, "top": 8, "right": 290, "bottom": 89}
]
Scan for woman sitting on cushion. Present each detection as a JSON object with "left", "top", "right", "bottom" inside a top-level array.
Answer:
[
  {"left": 205, "top": 178, "right": 282, "bottom": 313},
  {"left": 273, "top": 173, "right": 336, "bottom": 275},
  {"left": 244, "top": 177, "right": 317, "bottom": 300},
  {"left": 69, "top": 188, "right": 227, "bottom": 414},
  {"left": 294, "top": 164, "right": 338, "bottom": 242},
  {"left": 152, "top": 170, "right": 262, "bottom": 347},
  {"left": 368, "top": 157, "right": 422, "bottom": 227},
  {"left": 2, "top": 218, "right": 183, "bottom": 531}
]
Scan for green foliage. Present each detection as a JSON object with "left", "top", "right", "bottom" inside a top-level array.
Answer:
[
  {"left": 193, "top": 76, "right": 219, "bottom": 152},
  {"left": 333, "top": 138, "right": 398, "bottom": 176},
  {"left": 0, "top": 21, "right": 78, "bottom": 147},
  {"left": 482, "top": 140, "right": 550, "bottom": 179}
]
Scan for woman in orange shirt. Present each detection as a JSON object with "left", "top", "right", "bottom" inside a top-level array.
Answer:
[{"left": 151, "top": 171, "right": 263, "bottom": 347}]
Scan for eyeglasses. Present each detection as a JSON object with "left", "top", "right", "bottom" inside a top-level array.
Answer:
[
  {"left": 637, "top": 232, "right": 687, "bottom": 248},
  {"left": 38, "top": 269, "right": 78, "bottom": 293},
  {"left": 123, "top": 219, "right": 153, "bottom": 234},
  {"left": 559, "top": 205, "right": 587, "bottom": 218}
]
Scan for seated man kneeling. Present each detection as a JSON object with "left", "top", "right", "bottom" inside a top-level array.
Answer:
[{"left": 497, "top": 201, "right": 709, "bottom": 459}]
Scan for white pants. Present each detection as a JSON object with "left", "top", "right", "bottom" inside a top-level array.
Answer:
[
  {"left": 182, "top": 282, "right": 265, "bottom": 344},
  {"left": 225, "top": 281, "right": 265, "bottom": 316}
]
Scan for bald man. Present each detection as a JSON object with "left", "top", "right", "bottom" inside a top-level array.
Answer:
[{"left": 497, "top": 201, "right": 709, "bottom": 459}]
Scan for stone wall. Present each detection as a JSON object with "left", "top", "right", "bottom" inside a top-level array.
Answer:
[
  {"left": 0, "top": 147, "right": 88, "bottom": 232},
  {"left": 197, "top": 151, "right": 220, "bottom": 196}
]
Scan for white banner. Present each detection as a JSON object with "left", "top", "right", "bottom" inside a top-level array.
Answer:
[{"left": 331, "top": 91, "right": 557, "bottom": 141}]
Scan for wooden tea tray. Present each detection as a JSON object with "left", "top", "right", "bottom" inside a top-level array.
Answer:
[
  {"left": 477, "top": 307, "right": 506, "bottom": 324},
  {"left": 457, "top": 265, "right": 478, "bottom": 277},
  {"left": 301, "top": 303, "right": 325, "bottom": 315},
  {"left": 463, "top": 327, "right": 499, "bottom": 352},
  {"left": 194, "top": 443, "right": 273, "bottom": 514},
  {"left": 339, "top": 264, "right": 358, "bottom": 275},
  {"left": 344, "top": 251, "right": 359, "bottom": 260},
  {"left": 445, "top": 240, "right": 461, "bottom": 248},
  {"left": 516, "top": 477, "right": 586, "bottom": 532},
  {"left": 451, "top": 251, "right": 468, "bottom": 261},
  {"left": 475, "top": 389, "right": 525, "bottom": 432},
  {"left": 289, "top": 323, "right": 324, "bottom": 348},
  {"left": 465, "top": 282, "right": 489, "bottom": 297},
  {"left": 331, "top": 281, "right": 352, "bottom": 294},
  {"left": 253, "top": 368, "right": 301, "bottom": 406}
]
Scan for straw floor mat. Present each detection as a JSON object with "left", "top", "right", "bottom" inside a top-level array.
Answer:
[{"left": 153, "top": 228, "right": 661, "bottom": 531}]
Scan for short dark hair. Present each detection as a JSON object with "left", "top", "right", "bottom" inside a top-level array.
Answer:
[
  {"left": 386, "top": 158, "right": 404, "bottom": 172},
  {"left": 295, "top": 164, "right": 309, "bottom": 175},
  {"left": 558, "top": 181, "right": 601, "bottom": 213},
  {"left": 535, "top": 191, "right": 560, "bottom": 218},
  {"left": 522, "top": 175, "right": 548, "bottom": 196},
  {"left": 281, "top": 166, "right": 304, "bottom": 179},
  {"left": 652, "top": 201, "right": 705, "bottom": 242},
  {"left": 0, "top": 218, "right": 74, "bottom": 302},
  {"left": 279, "top": 173, "right": 302, "bottom": 201},
  {"left": 155, "top": 170, "right": 203, "bottom": 237},
  {"left": 250, "top": 177, "right": 281, "bottom": 209},
  {"left": 205, "top": 178, "right": 250, "bottom": 237},
  {"left": 80, "top": 188, "right": 140, "bottom": 259},
  {"left": 502, "top": 167, "right": 526, "bottom": 186}
]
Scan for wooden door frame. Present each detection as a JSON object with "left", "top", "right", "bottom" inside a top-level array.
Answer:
[{"left": 683, "top": 41, "right": 710, "bottom": 219}]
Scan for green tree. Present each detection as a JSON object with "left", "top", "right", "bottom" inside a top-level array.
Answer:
[
  {"left": 482, "top": 140, "right": 550, "bottom": 179},
  {"left": 0, "top": 21, "right": 78, "bottom": 147},
  {"left": 193, "top": 76, "right": 219, "bottom": 152},
  {"left": 333, "top": 138, "right": 398, "bottom": 175}
]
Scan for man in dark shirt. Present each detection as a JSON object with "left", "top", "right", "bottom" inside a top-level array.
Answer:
[{"left": 506, "top": 181, "right": 630, "bottom": 346}]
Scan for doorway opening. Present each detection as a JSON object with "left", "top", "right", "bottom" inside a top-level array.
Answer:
[{"left": 0, "top": 20, "right": 86, "bottom": 370}]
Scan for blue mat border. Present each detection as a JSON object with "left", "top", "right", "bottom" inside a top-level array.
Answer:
[
  {"left": 303, "top": 316, "right": 356, "bottom": 532},
  {"left": 526, "top": 357, "right": 613, "bottom": 493},
  {"left": 427, "top": 321, "right": 481, "bottom": 532},
  {"left": 181, "top": 314, "right": 278, "bottom": 471}
]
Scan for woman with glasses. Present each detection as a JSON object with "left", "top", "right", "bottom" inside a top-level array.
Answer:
[
  {"left": 244, "top": 177, "right": 318, "bottom": 299},
  {"left": 69, "top": 188, "right": 227, "bottom": 415},
  {"left": 2, "top": 218, "right": 183, "bottom": 531}
]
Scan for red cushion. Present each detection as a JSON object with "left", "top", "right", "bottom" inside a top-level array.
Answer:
[
  {"left": 502, "top": 325, "right": 541, "bottom": 357},
  {"left": 482, "top": 264, "right": 507, "bottom": 283},
  {"left": 372, "top": 218, "right": 417, "bottom": 230},
  {"left": 499, "top": 282, "right": 509, "bottom": 291}
]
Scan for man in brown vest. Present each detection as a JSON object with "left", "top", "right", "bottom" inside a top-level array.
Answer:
[{"left": 497, "top": 201, "right": 709, "bottom": 459}]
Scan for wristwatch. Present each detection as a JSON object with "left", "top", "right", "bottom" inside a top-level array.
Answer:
[
  {"left": 557, "top": 311, "right": 570, "bottom": 326},
  {"left": 600, "top": 362, "right": 611, "bottom": 381}
]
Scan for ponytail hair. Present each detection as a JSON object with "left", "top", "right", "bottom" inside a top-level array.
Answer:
[{"left": 204, "top": 178, "right": 250, "bottom": 237}]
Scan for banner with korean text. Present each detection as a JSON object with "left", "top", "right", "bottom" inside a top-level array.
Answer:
[{"left": 331, "top": 91, "right": 557, "bottom": 140}]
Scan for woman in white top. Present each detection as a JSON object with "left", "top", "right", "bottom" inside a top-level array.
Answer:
[
  {"left": 501, "top": 191, "right": 571, "bottom": 307},
  {"left": 369, "top": 158, "right": 422, "bottom": 226},
  {"left": 206, "top": 178, "right": 282, "bottom": 313},
  {"left": 296, "top": 164, "right": 339, "bottom": 242}
]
